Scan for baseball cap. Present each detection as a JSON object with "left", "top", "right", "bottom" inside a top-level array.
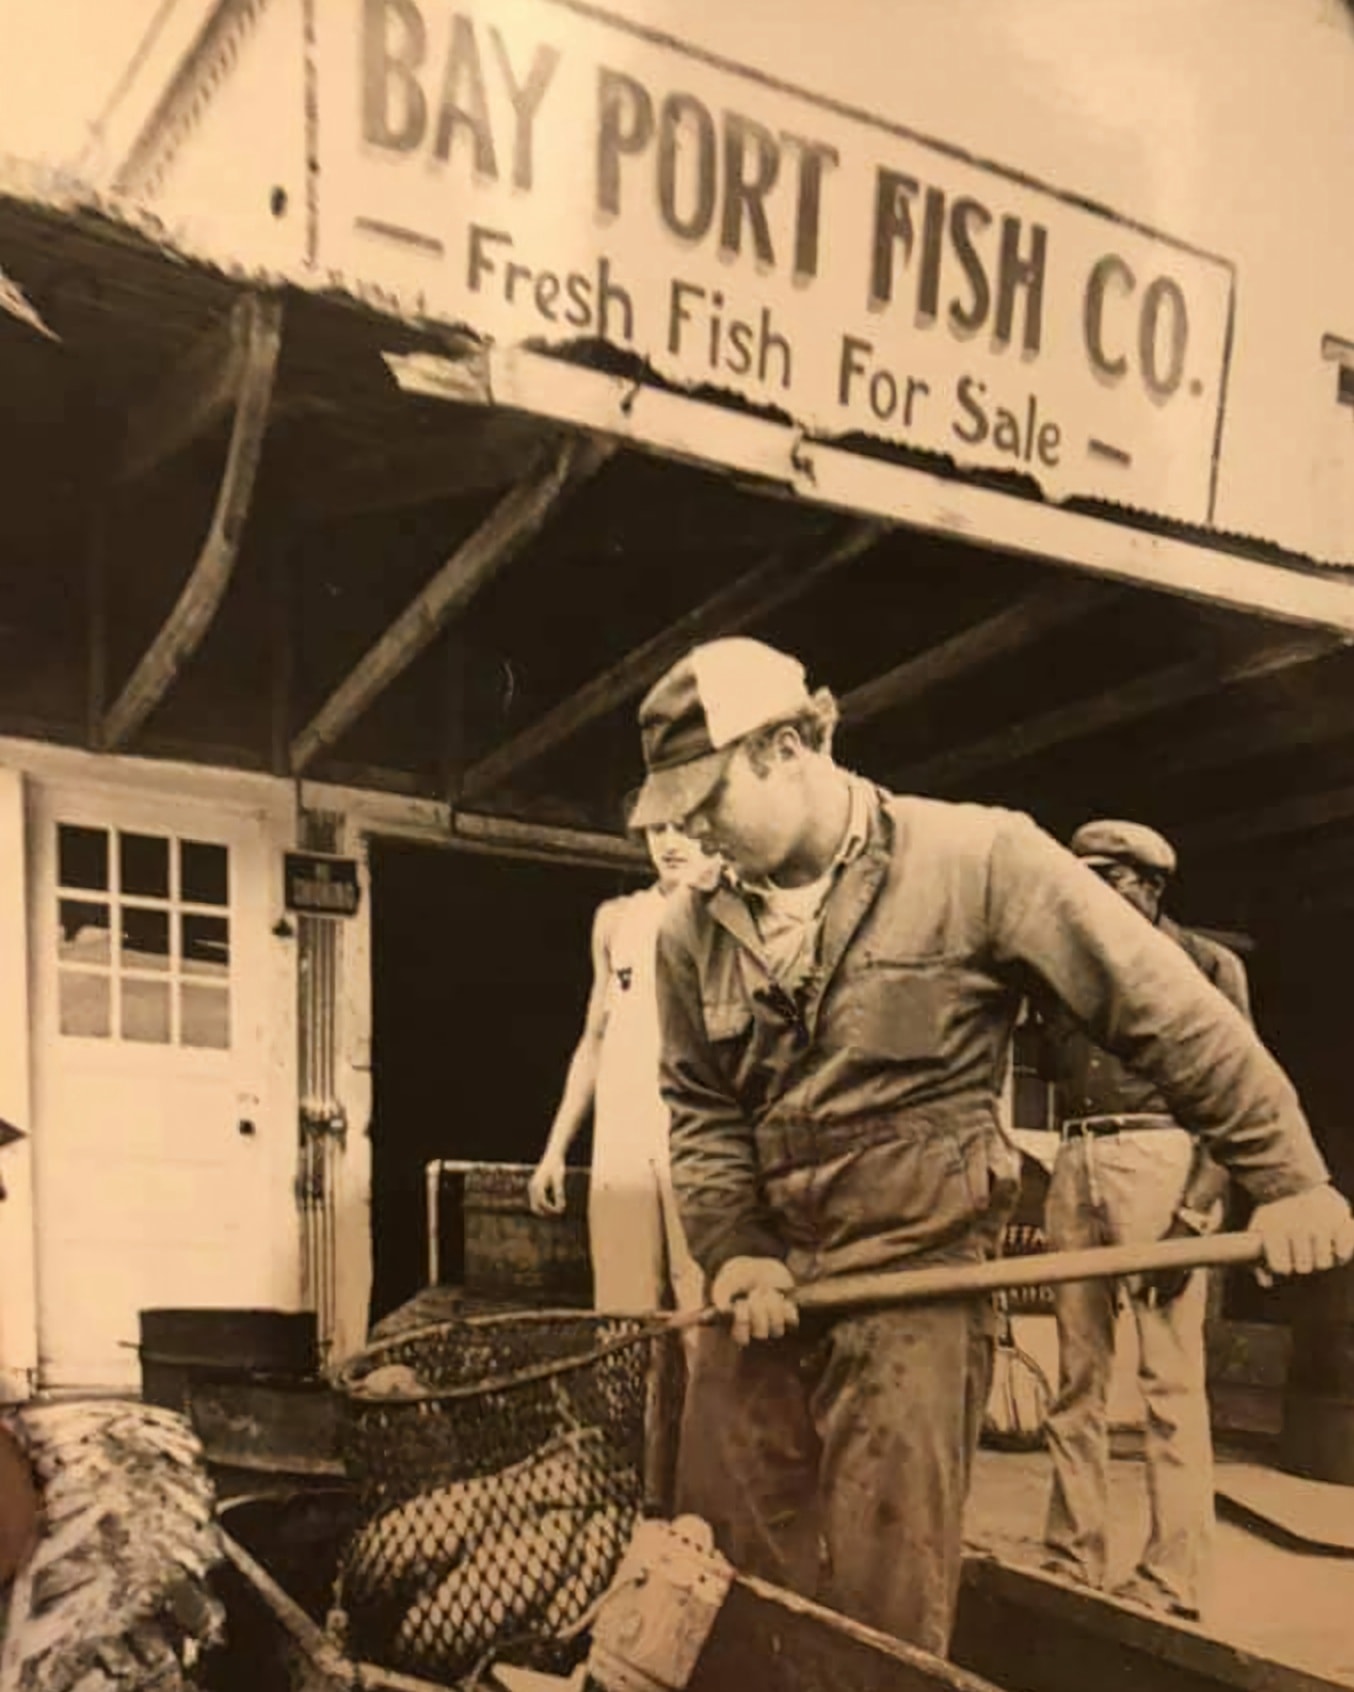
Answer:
[
  {"left": 629, "top": 639, "right": 814, "bottom": 828},
  {"left": 1070, "top": 818, "right": 1177, "bottom": 877}
]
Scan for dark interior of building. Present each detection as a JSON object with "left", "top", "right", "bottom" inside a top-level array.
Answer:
[{"left": 367, "top": 840, "right": 636, "bottom": 1319}]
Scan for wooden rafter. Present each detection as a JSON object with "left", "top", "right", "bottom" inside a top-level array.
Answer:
[
  {"left": 289, "top": 435, "right": 612, "bottom": 775},
  {"left": 1199, "top": 827, "right": 1354, "bottom": 904},
  {"left": 839, "top": 578, "right": 1111, "bottom": 729},
  {"left": 116, "top": 300, "right": 258, "bottom": 483},
  {"left": 400, "top": 347, "right": 1354, "bottom": 636},
  {"left": 1163, "top": 689, "right": 1354, "bottom": 780},
  {"left": 292, "top": 411, "right": 557, "bottom": 523},
  {"left": 457, "top": 518, "right": 885, "bottom": 803},
  {"left": 895, "top": 630, "right": 1343, "bottom": 793},
  {"left": 1174, "top": 781, "right": 1354, "bottom": 854},
  {"left": 99, "top": 292, "right": 283, "bottom": 752},
  {"left": 449, "top": 810, "right": 647, "bottom": 868}
]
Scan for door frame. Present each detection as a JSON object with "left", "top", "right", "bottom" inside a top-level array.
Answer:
[
  {"left": 1, "top": 738, "right": 303, "bottom": 1389},
  {"left": 0, "top": 767, "right": 39, "bottom": 1401}
]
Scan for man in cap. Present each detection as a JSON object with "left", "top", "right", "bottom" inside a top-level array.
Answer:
[
  {"left": 630, "top": 635, "right": 1354, "bottom": 1658},
  {"left": 1038, "top": 819, "right": 1248, "bottom": 1620}
]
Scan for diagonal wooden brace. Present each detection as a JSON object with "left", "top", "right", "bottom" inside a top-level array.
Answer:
[
  {"left": 288, "top": 434, "right": 613, "bottom": 776},
  {"left": 99, "top": 293, "right": 283, "bottom": 752}
]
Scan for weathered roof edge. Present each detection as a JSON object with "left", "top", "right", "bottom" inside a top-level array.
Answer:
[{"left": 0, "top": 150, "right": 1350, "bottom": 582}]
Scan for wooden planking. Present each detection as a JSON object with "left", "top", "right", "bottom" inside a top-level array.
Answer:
[
  {"left": 896, "top": 632, "right": 1342, "bottom": 793},
  {"left": 694, "top": 1573, "right": 1002, "bottom": 1692},
  {"left": 840, "top": 578, "right": 1111, "bottom": 728},
  {"left": 457, "top": 518, "right": 884, "bottom": 801},
  {"left": 100, "top": 293, "right": 284, "bottom": 751},
  {"left": 288, "top": 435, "right": 611, "bottom": 774},
  {"left": 954, "top": 1558, "right": 1349, "bottom": 1692}
]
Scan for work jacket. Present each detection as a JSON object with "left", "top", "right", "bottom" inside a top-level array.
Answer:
[
  {"left": 1039, "top": 916, "right": 1252, "bottom": 1123},
  {"left": 655, "top": 780, "right": 1329, "bottom": 1284}
]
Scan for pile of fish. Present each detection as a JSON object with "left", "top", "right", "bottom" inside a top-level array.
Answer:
[
  {"left": 336, "top": 1424, "right": 638, "bottom": 1679},
  {"left": 0, "top": 1402, "right": 226, "bottom": 1692}
]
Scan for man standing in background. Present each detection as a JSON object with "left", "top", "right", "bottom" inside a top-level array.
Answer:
[{"left": 1040, "top": 819, "right": 1251, "bottom": 1622}]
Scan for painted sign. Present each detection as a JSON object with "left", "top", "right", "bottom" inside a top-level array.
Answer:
[
  {"left": 314, "top": 0, "right": 1235, "bottom": 524},
  {"left": 284, "top": 852, "right": 362, "bottom": 918},
  {"left": 1003, "top": 1153, "right": 1055, "bottom": 1314}
]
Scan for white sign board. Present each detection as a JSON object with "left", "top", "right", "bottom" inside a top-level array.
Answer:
[{"left": 315, "top": 0, "right": 1236, "bottom": 525}]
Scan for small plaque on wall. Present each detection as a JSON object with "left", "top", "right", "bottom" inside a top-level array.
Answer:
[{"left": 284, "top": 852, "right": 361, "bottom": 918}]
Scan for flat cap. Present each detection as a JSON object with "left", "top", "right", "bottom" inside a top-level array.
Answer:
[{"left": 1070, "top": 818, "right": 1177, "bottom": 877}]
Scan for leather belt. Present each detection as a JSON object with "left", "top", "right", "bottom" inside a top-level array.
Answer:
[{"left": 1060, "top": 1113, "right": 1179, "bottom": 1140}]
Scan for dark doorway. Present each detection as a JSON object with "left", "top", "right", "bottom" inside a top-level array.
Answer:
[{"left": 367, "top": 839, "right": 639, "bottom": 1324}]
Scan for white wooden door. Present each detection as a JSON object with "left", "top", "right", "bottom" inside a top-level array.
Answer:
[{"left": 27, "top": 781, "right": 297, "bottom": 1391}]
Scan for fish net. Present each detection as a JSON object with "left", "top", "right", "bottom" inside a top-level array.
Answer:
[{"left": 332, "top": 1311, "right": 650, "bottom": 1683}]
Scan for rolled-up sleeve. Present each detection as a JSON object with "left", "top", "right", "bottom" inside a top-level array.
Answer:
[
  {"left": 988, "top": 813, "right": 1329, "bottom": 1203},
  {"left": 655, "top": 913, "right": 784, "bottom": 1275}
]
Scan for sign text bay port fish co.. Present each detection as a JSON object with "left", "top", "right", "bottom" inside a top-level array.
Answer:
[{"left": 315, "top": 0, "right": 1235, "bottom": 523}]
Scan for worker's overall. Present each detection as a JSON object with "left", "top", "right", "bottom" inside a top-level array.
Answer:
[{"left": 656, "top": 785, "right": 1322, "bottom": 1656}]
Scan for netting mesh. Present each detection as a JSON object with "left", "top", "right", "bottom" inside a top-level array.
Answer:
[{"left": 333, "top": 1312, "right": 649, "bottom": 1682}]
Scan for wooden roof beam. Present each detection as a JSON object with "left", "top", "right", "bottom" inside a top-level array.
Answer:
[
  {"left": 894, "top": 630, "right": 1343, "bottom": 794},
  {"left": 1196, "top": 828, "right": 1354, "bottom": 903},
  {"left": 116, "top": 295, "right": 260, "bottom": 484},
  {"left": 292, "top": 412, "right": 559, "bottom": 523},
  {"left": 1173, "top": 781, "right": 1354, "bottom": 855},
  {"left": 289, "top": 435, "right": 611, "bottom": 775},
  {"left": 457, "top": 517, "right": 886, "bottom": 803},
  {"left": 99, "top": 293, "right": 283, "bottom": 752},
  {"left": 839, "top": 577, "right": 1112, "bottom": 730},
  {"left": 1162, "top": 691, "right": 1354, "bottom": 780}
]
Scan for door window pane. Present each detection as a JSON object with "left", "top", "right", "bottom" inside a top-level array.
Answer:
[
  {"left": 58, "top": 900, "right": 110, "bottom": 967},
  {"left": 123, "top": 978, "right": 171, "bottom": 1044},
  {"left": 122, "top": 906, "right": 170, "bottom": 972},
  {"left": 181, "top": 913, "right": 229, "bottom": 978},
  {"left": 181, "top": 984, "right": 229, "bottom": 1049},
  {"left": 55, "top": 822, "right": 233, "bottom": 1047},
  {"left": 57, "top": 825, "right": 108, "bottom": 891},
  {"left": 120, "top": 833, "right": 169, "bottom": 899},
  {"left": 181, "top": 841, "right": 228, "bottom": 907},
  {"left": 59, "top": 971, "right": 110, "bottom": 1037}
]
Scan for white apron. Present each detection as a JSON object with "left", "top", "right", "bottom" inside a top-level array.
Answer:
[{"left": 589, "top": 887, "right": 703, "bottom": 1314}]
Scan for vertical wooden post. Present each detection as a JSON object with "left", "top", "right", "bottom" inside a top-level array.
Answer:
[
  {"left": 269, "top": 535, "right": 295, "bottom": 778},
  {"left": 85, "top": 495, "right": 110, "bottom": 749},
  {"left": 441, "top": 628, "right": 469, "bottom": 806}
]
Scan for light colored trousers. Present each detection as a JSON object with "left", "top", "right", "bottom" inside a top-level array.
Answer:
[{"left": 1043, "top": 1128, "right": 1215, "bottom": 1612}]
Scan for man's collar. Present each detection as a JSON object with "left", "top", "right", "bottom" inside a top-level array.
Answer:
[{"left": 720, "top": 772, "right": 875, "bottom": 901}]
